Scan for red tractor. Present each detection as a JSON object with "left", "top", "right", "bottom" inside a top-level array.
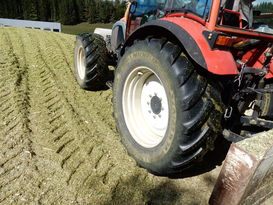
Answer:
[{"left": 74, "top": 0, "right": 273, "bottom": 177}]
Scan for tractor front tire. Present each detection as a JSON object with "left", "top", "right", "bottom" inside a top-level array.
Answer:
[
  {"left": 74, "top": 33, "right": 109, "bottom": 91},
  {"left": 113, "top": 38, "right": 225, "bottom": 177}
]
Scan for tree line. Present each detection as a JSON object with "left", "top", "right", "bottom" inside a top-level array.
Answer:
[
  {"left": 254, "top": 2, "right": 273, "bottom": 13},
  {"left": 254, "top": 2, "right": 273, "bottom": 26},
  {"left": 0, "top": 0, "right": 272, "bottom": 26},
  {"left": 0, "top": 0, "right": 126, "bottom": 25}
]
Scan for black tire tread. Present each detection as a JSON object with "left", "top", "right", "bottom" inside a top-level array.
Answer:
[
  {"left": 74, "top": 33, "right": 109, "bottom": 91},
  {"left": 114, "top": 37, "right": 226, "bottom": 177},
  {"left": 163, "top": 40, "right": 227, "bottom": 173}
]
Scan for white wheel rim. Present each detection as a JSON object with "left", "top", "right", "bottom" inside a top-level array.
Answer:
[
  {"left": 122, "top": 66, "right": 169, "bottom": 148},
  {"left": 77, "top": 46, "right": 85, "bottom": 80}
]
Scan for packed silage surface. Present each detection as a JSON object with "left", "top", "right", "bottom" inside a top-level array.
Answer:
[{"left": 0, "top": 26, "right": 231, "bottom": 204}]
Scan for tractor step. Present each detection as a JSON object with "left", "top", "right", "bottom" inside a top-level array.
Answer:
[
  {"left": 240, "top": 87, "right": 273, "bottom": 94},
  {"left": 222, "top": 129, "right": 251, "bottom": 143},
  {"left": 223, "top": 116, "right": 273, "bottom": 143},
  {"left": 240, "top": 116, "right": 273, "bottom": 129}
]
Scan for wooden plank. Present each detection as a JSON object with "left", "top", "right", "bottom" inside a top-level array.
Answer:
[{"left": 209, "top": 130, "right": 273, "bottom": 205}]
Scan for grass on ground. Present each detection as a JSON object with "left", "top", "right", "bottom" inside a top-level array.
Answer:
[{"left": 62, "top": 22, "right": 113, "bottom": 35}]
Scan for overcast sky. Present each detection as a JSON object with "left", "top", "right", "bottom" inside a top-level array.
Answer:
[{"left": 253, "top": 0, "right": 273, "bottom": 5}]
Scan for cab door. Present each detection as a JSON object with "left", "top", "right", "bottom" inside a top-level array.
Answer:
[{"left": 126, "top": 0, "right": 165, "bottom": 38}]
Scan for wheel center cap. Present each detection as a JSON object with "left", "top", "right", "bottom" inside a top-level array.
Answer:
[{"left": 150, "top": 96, "right": 162, "bottom": 115}]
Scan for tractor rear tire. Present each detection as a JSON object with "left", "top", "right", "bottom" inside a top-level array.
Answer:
[
  {"left": 113, "top": 38, "right": 225, "bottom": 177},
  {"left": 74, "top": 33, "right": 109, "bottom": 91}
]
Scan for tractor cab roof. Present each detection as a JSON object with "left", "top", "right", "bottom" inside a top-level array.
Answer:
[
  {"left": 132, "top": 0, "right": 212, "bottom": 19},
  {"left": 129, "top": 0, "right": 273, "bottom": 37}
]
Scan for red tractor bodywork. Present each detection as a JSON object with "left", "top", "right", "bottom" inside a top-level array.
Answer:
[
  {"left": 125, "top": 0, "right": 273, "bottom": 77},
  {"left": 163, "top": 16, "right": 238, "bottom": 75}
]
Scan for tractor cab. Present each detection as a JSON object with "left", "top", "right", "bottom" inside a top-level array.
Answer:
[
  {"left": 126, "top": 0, "right": 213, "bottom": 36},
  {"left": 126, "top": 0, "right": 273, "bottom": 37},
  {"left": 124, "top": 0, "right": 273, "bottom": 76},
  {"left": 126, "top": 0, "right": 164, "bottom": 36}
]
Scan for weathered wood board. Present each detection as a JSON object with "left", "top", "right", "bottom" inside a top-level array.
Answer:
[{"left": 209, "top": 130, "right": 273, "bottom": 205}]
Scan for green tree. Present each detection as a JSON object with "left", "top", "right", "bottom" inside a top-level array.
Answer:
[
  {"left": 49, "top": 0, "right": 60, "bottom": 22},
  {"left": 22, "top": 0, "right": 39, "bottom": 20},
  {"left": 88, "top": 0, "right": 97, "bottom": 23},
  {"left": 254, "top": 2, "right": 273, "bottom": 27},
  {"left": 38, "top": 0, "right": 50, "bottom": 21},
  {"left": 59, "top": 0, "right": 80, "bottom": 25},
  {"left": 0, "top": 0, "right": 126, "bottom": 24}
]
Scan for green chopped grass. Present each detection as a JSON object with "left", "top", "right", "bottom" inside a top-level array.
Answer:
[{"left": 62, "top": 22, "right": 113, "bottom": 35}]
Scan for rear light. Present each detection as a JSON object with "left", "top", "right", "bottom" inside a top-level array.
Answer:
[
  {"left": 203, "top": 31, "right": 243, "bottom": 49},
  {"left": 215, "top": 35, "right": 234, "bottom": 47}
]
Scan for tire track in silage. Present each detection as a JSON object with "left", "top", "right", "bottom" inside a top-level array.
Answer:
[
  {"left": 0, "top": 28, "right": 78, "bottom": 204},
  {"left": 1, "top": 28, "right": 73, "bottom": 204},
  {"left": 23, "top": 31, "right": 84, "bottom": 169},
  {"left": 45, "top": 32, "right": 116, "bottom": 133},
  {"left": 0, "top": 28, "right": 38, "bottom": 204},
  {"left": 1, "top": 27, "right": 152, "bottom": 204},
  {"left": 10, "top": 29, "right": 79, "bottom": 203},
  {"left": 25, "top": 30, "right": 124, "bottom": 201},
  {"left": 43, "top": 35, "right": 123, "bottom": 189},
  {"left": 29, "top": 30, "right": 150, "bottom": 202},
  {"left": 32, "top": 32, "right": 122, "bottom": 170}
]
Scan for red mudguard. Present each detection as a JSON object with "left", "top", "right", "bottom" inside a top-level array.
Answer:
[{"left": 162, "top": 17, "right": 238, "bottom": 75}]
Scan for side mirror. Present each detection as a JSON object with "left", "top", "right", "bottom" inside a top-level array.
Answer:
[{"left": 130, "top": 1, "right": 137, "bottom": 14}]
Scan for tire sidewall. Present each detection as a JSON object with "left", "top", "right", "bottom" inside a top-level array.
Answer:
[
  {"left": 74, "top": 37, "right": 87, "bottom": 87},
  {"left": 113, "top": 43, "right": 184, "bottom": 171},
  {"left": 261, "top": 83, "right": 273, "bottom": 119}
]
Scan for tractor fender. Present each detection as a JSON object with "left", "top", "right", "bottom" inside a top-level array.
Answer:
[
  {"left": 111, "top": 21, "right": 126, "bottom": 54},
  {"left": 124, "top": 18, "right": 238, "bottom": 75},
  {"left": 94, "top": 28, "right": 112, "bottom": 41}
]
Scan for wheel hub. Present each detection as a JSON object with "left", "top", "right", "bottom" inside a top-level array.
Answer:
[
  {"left": 150, "top": 95, "right": 162, "bottom": 115},
  {"left": 122, "top": 66, "right": 169, "bottom": 148}
]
